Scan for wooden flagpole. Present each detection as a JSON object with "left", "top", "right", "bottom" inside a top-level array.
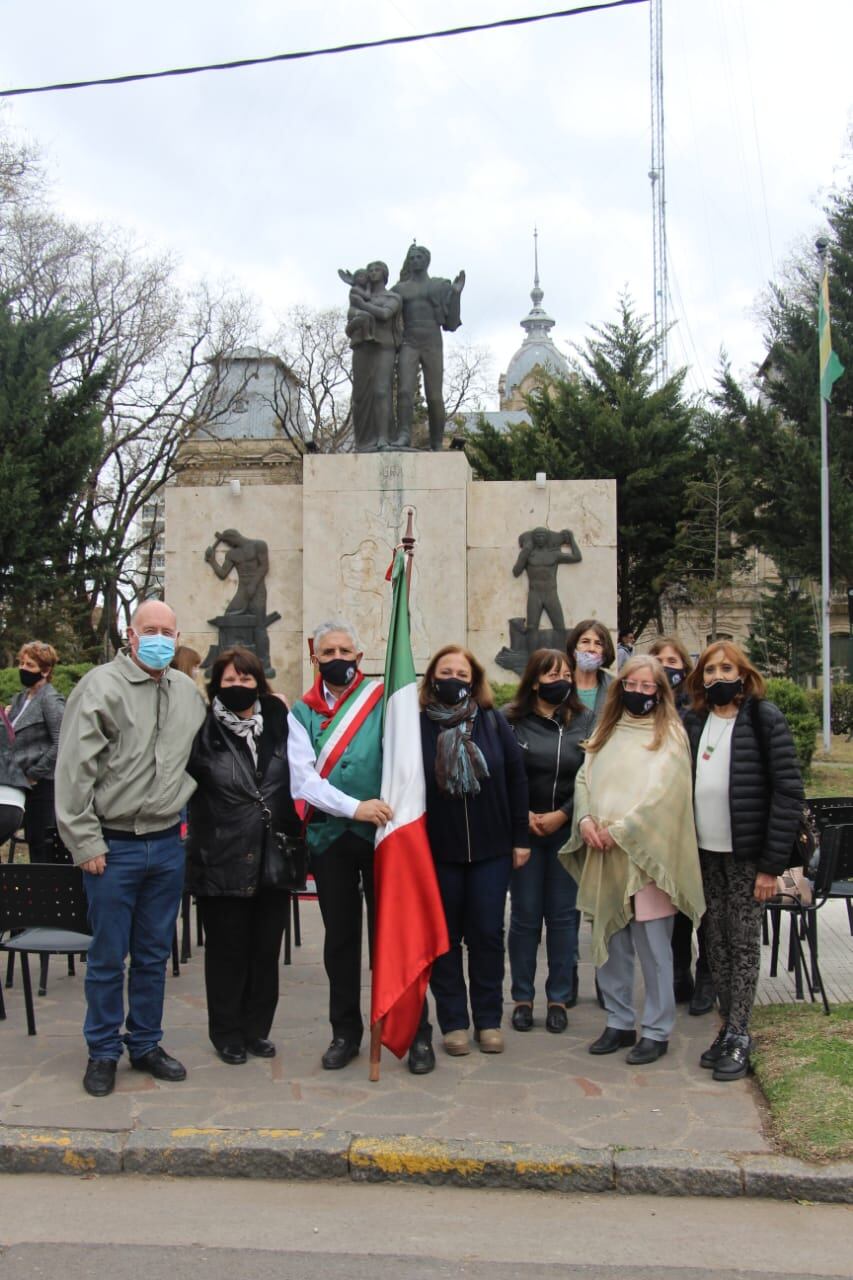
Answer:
[{"left": 369, "top": 508, "right": 417, "bottom": 1083}]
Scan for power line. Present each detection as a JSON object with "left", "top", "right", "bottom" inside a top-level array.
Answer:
[{"left": 1, "top": 1, "right": 648, "bottom": 99}]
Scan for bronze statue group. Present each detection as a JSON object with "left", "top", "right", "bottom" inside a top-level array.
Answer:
[{"left": 1, "top": 602, "right": 804, "bottom": 1097}]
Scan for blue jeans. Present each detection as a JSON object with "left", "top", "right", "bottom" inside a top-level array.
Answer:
[
  {"left": 508, "top": 830, "right": 579, "bottom": 1005},
  {"left": 429, "top": 855, "right": 512, "bottom": 1033},
  {"left": 83, "top": 830, "right": 184, "bottom": 1060}
]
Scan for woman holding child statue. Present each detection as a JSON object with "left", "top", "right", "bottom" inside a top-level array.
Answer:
[{"left": 339, "top": 260, "right": 402, "bottom": 451}]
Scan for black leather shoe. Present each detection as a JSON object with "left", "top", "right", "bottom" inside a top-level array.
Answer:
[
  {"left": 407, "top": 1037, "right": 436, "bottom": 1075},
  {"left": 83, "top": 1058, "right": 117, "bottom": 1097},
  {"left": 699, "top": 1026, "right": 730, "bottom": 1069},
  {"left": 130, "top": 1046, "right": 187, "bottom": 1081},
  {"left": 566, "top": 965, "right": 579, "bottom": 1009},
  {"left": 545, "top": 1004, "right": 568, "bottom": 1034},
  {"left": 626, "top": 1036, "right": 668, "bottom": 1065},
  {"left": 689, "top": 972, "right": 716, "bottom": 1016},
  {"left": 511, "top": 1003, "right": 534, "bottom": 1031},
  {"left": 217, "top": 1043, "right": 248, "bottom": 1065},
  {"left": 247, "top": 1038, "right": 276, "bottom": 1058},
  {"left": 673, "top": 968, "right": 695, "bottom": 1004},
  {"left": 321, "top": 1036, "right": 360, "bottom": 1070},
  {"left": 712, "top": 1033, "right": 752, "bottom": 1081},
  {"left": 588, "top": 1027, "right": 636, "bottom": 1055}
]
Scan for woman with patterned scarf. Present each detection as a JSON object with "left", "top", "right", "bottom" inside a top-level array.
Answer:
[
  {"left": 420, "top": 645, "right": 529, "bottom": 1056},
  {"left": 186, "top": 646, "right": 301, "bottom": 1065}
]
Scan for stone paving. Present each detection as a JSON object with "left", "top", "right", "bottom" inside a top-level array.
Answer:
[{"left": 9, "top": 897, "right": 850, "bottom": 1154}]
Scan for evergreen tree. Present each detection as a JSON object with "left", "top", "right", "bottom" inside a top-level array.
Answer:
[
  {"left": 730, "top": 172, "right": 853, "bottom": 581},
  {"left": 747, "top": 579, "right": 819, "bottom": 683},
  {"left": 466, "top": 299, "right": 700, "bottom": 634},
  {"left": 0, "top": 300, "right": 106, "bottom": 655}
]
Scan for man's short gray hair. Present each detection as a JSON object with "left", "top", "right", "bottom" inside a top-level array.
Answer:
[{"left": 312, "top": 617, "right": 360, "bottom": 652}]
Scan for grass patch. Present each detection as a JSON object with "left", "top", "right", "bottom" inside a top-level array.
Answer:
[{"left": 751, "top": 1002, "right": 853, "bottom": 1163}]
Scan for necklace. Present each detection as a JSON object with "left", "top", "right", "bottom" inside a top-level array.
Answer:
[{"left": 701, "top": 715, "right": 733, "bottom": 761}]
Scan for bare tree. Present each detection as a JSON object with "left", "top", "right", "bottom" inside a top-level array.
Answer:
[
  {"left": 444, "top": 342, "right": 495, "bottom": 419},
  {"left": 0, "top": 201, "right": 258, "bottom": 651},
  {"left": 269, "top": 305, "right": 353, "bottom": 452}
]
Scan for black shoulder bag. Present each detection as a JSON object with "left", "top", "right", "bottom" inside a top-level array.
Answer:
[
  {"left": 748, "top": 699, "right": 816, "bottom": 887},
  {"left": 213, "top": 721, "right": 307, "bottom": 892}
]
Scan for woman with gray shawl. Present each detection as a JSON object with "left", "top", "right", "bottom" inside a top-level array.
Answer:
[
  {"left": 420, "top": 645, "right": 529, "bottom": 1057},
  {"left": 560, "top": 655, "right": 705, "bottom": 1066}
]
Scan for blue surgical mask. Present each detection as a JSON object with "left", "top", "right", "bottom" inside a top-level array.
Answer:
[{"left": 135, "top": 634, "right": 176, "bottom": 670}]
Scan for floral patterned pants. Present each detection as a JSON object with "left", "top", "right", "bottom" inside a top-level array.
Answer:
[{"left": 698, "top": 850, "right": 762, "bottom": 1037}]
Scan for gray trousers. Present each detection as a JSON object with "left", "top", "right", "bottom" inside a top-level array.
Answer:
[{"left": 597, "top": 916, "right": 676, "bottom": 1042}]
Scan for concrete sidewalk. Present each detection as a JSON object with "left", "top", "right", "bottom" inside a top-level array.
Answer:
[{"left": 1, "top": 896, "right": 851, "bottom": 1201}]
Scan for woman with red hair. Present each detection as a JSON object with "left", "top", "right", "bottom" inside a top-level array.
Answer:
[{"left": 683, "top": 642, "right": 804, "bottom": 1081}]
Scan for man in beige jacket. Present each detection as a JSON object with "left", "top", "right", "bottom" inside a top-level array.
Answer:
[{"left": 56, "top": 600, "right": 205, "bottom": 1097}]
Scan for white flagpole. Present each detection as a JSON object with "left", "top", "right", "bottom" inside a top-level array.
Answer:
[{"left": 816, "top": 238, "right": 832, "bottom": 755}]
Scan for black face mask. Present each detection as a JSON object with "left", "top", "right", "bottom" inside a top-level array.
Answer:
[
  {"left": 665, "top": 667, "right": 685, "bottom": 689},
  {"left": 622, "top": 689, "right": 659, "bottom": 717},
  {"left": 319, "top": 657, "right": 357, "bottom": 688},
  {"left": 705, "top": 677, "right": 743, "bottom": 707},
  {"left": 538, "top": 679, "right": 572, "bottom": 706},
  {"left": 432, "top": 677, "right": 471, "bottom": 706},
  {"left": 217, "top": 685, "right": 258, "bottom": 713},
  {"left": 19, "top": 668, "right": 42, "bottom": 688}
]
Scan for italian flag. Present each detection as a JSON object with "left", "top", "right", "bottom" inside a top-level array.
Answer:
[{"left": 371, "top": 550, "right": 449, "bottom": 1057}]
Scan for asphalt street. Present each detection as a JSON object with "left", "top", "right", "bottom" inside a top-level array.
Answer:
[{"left": 0, "top": 1175, "right": 849, "bottom": 1279}]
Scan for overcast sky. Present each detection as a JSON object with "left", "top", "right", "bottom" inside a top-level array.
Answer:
[{"left": 3, "top": 0, "right": 852, "bottom": 403}]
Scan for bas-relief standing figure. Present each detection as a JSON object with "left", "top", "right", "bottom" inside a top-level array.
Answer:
[
  {"left": 392, "top": 244, "right": 465, "bottom": 451},
  {"left": 338, "top": 261, "right": 402, "bottom": 452},
  {"left": 513, "top": 527, "right": 582, "bottom": 634}
]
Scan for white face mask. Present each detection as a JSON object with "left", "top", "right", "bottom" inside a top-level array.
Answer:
[{"left": 576, "top": 651, "right": 603, "bottom": 672}]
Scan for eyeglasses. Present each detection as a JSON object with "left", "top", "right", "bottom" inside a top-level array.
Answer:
[{"left": 622, "top": 679, "right": 657, "bottom": 694}]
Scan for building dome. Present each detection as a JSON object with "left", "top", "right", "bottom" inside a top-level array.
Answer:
[{"left": 500, "top": 230, "right": 569, "bottom": 411}]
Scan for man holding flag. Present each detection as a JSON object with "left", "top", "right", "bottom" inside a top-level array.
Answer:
[{"left": 288, "top": 617, "right": 435, "bottom": 1073}]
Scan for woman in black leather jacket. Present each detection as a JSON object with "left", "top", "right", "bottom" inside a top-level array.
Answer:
[
  {"left": 683, "top": 641, "right": 804, "bottom": 1082},
  {"left": 187, "top": 646, "right": 301, "bottom": 1065},
  {"left": 504, "top": 649, "right": 595, "bottom": 1033}
]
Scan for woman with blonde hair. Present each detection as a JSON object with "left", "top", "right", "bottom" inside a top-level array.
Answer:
[
  {"left": 560, "top": 654, "right": 705, "bottom": 1064},
  {"left": 9, "top": 641, "right": 66, "bottom": 862},
  {"left": 420, "top": 644, "right": 529, "bottom": 1056},
  {"left": 683, "top": 641, "right": 803, "bottom": 1081}
]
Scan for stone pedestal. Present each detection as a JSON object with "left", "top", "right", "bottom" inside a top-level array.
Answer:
[
  {"left": 165, "top": 454, "right": 617, "bottom": 701},
  {"left": 302, "top": 452, "right": 469, "bottom": 686}
]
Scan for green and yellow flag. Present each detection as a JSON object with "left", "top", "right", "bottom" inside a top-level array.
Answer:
[{"left": 819, "top": 267, "right": 844, "bottom": 401}]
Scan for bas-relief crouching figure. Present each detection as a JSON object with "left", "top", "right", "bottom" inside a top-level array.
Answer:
[{"left": 339, "top": 244, "right": 465, "bottom": 452}]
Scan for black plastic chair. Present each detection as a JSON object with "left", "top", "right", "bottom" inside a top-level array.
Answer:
[
  {"left": 764, "top": 824, "right": 846, "bottom": 1016},
  {"left": 0, "top": 863, "right": 92, "bottom": 1034},
  {"left": 807, "top": 799, "right": 853, "bottom": 935}
]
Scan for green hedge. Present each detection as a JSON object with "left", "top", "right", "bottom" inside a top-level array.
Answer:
[
  {"left": 490, "top": 681, "right": 518, "bottom": 709},
  {"left": 764, "top": 678, "right": 820, "bottom": 777},
  {"left": 0, "top": 663, "right": 94, "bottom": 704}
]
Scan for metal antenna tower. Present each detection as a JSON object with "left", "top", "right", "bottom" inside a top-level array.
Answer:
[{"left": 649, "top": 0, "right": 668, "bottom": 385}]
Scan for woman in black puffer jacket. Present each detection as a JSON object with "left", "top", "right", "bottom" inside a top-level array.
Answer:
[
  {"left": 683, "top": 641, "right": 804, "bottom": 1082},
  {"left": 187, "top": 646, "right": 301, "bottom": 1065}
]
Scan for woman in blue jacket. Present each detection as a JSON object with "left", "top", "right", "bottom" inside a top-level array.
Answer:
[{"left": 421, "top": 644, "right": 529, "bottom": 1057}]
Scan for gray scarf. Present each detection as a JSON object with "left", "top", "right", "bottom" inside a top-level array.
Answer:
[{"left": 425, "top": 698, "right": 490, "bottom": 797}]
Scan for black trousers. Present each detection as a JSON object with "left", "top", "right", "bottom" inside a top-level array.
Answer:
[
  {"left": 197, "top": 890, "right": 288, "bottom": 1049},
  {"left": 0, "top": 803, "right": 24, "bottom": 847},
  {"left": 24, "top": 779, "right": 69, "bottom": 863},
  {"left": 311, "top": 832, "right": 376, "bottom": 1043},
  {"left": 671, "top": 911, "right": 710, "bottom": 978}
]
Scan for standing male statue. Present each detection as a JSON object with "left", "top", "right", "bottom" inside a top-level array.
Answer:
[
  {"left": 513, "top": 527, "right": 583, "bottom": 636},
  {"left": 391, "top": 244, "right": 465, "bottom": 451}
]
